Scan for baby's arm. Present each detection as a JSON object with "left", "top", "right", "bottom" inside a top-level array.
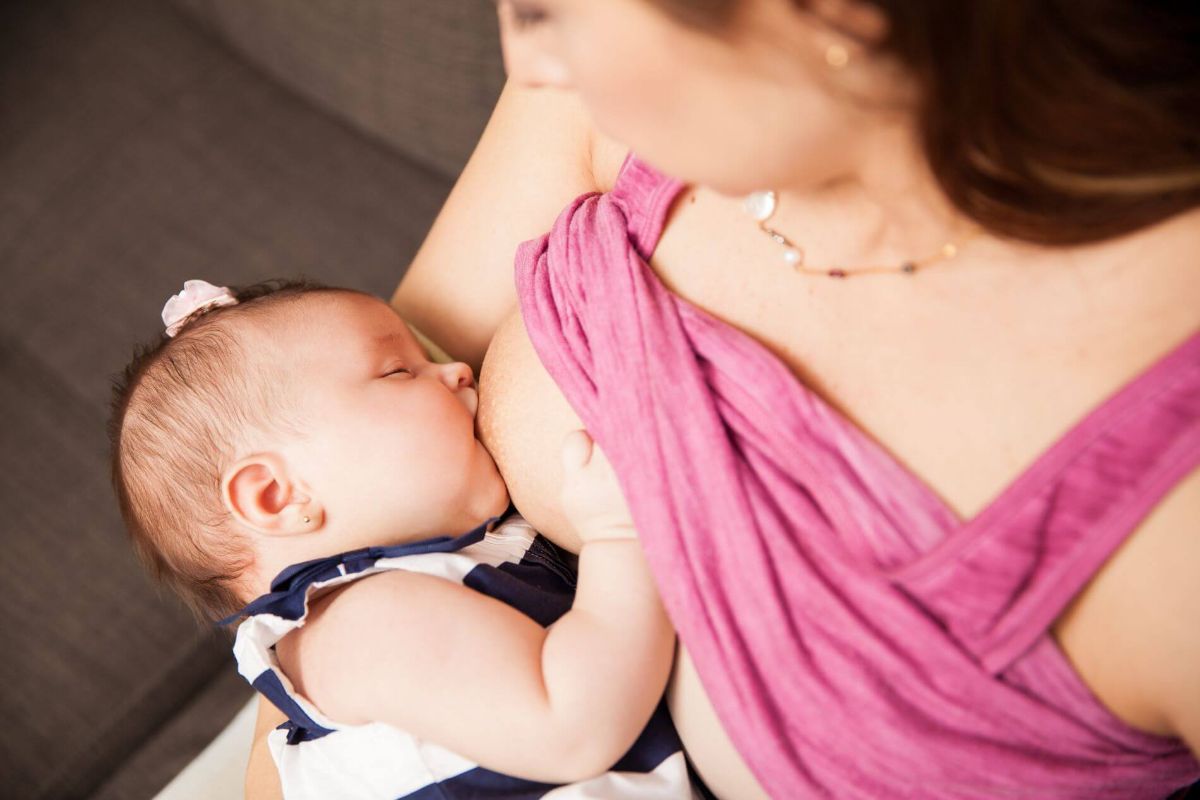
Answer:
[{"left": 287, "top": 432, "right": 673, "bottom": 784}]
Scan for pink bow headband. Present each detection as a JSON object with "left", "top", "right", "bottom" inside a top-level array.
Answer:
[{"left": 161, "top": 280, "right": 238, "bottom": 337}]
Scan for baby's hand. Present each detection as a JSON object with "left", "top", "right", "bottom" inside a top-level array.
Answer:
[{"left": 560, "top": 430, "right": 637, "bottom": 543}]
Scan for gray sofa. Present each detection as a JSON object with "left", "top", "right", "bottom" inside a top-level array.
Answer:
[{"left": 1, "top": 1, "right": 503, "bottom": 797}]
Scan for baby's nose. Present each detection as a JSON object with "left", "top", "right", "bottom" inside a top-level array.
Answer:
[{"left": 438, "top": 361, "right": 474, "bottom": 390}]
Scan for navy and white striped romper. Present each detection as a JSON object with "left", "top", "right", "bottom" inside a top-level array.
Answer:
[{"left": 231, "top": 513, "right": 697, "bottom": 799}]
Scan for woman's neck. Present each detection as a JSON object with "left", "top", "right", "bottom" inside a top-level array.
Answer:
[
  {"left": 770, "top": 121, "right": 985, "bottom": 272},
  {"left": 769, "top": 119, "right": 1200, "bottom": 295}
]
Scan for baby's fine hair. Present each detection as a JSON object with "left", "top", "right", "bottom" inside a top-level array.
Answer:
[{"left": 108, "top": 278, "right": 365, "bottom": 622}]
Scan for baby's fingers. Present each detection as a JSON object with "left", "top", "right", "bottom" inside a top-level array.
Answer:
[{"left": 558, "top": 429, "right": 634, "bottom": 539}]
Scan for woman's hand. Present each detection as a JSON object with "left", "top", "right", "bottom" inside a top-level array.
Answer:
[{"left": 559, "top": 430, "right": 637, "bottom": 543}]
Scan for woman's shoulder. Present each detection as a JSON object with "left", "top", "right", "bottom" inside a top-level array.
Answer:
[{"left": 1056, "top": 462, "right": 1200, "bottom": 752}]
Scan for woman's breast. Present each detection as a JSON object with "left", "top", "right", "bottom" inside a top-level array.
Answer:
[
  {"left": 478, "top": 305, "right": 771, "bottom": 799},
  {"left": 477, "top": 306, "right": 585, "bottom": 554}
]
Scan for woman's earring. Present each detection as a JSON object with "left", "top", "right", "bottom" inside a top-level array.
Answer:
[{"left": 824, "top": 43, "right": 850, "bottom": 69}]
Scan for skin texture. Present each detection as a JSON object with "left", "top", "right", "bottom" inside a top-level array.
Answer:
[{"left": 251, "top": 1, "right": 1200, "bottom": 797}]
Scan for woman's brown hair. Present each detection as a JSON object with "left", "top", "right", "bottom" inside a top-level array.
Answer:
[{"left": 649, "top": 0, "right": 1200, "bottom": 246}]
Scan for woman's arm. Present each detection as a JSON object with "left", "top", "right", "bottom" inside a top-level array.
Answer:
[
  {"left": 245, "top": 697, "right": 284, "bottom": 800},
  {"left": 391, "top": 80, "right": 623, "bottom": 370}
]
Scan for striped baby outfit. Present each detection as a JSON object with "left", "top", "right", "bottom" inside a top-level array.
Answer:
[{"left": 232, "top": 513, "right": 696, "bottom": 800}]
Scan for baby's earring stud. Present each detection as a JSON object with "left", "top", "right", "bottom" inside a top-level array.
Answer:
[{"left": 302, "top": 515, "right": 311, "bottom": 524}]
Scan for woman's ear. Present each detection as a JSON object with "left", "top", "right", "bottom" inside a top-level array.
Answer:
[
  {"left": 808, "top": 0, "right": 889, "bottom": 46},
  {"left": 221, "top": 453, "right": 324, "bottom": 535}
]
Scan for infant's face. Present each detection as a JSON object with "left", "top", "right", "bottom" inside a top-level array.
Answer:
[{"left": 277, "top": 293, "right": 509, "bottom": 545}]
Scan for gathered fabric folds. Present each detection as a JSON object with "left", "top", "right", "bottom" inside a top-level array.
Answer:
[{"left": 513, "top": 156, "right": 1200, "bottom": 798}]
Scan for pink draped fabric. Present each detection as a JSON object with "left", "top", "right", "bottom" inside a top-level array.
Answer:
[{"left": 514, "top": 156, "right": 1200, "bottom": 798}]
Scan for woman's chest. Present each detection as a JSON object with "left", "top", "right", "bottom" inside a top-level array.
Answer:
[
  {"left": 479, "top": 190, "right": 1163, "bottom": 546},
  {"left": 478, "top": 308, "right": 587, "bottom": 551},
  {"left": 476, "top": 189, "right": 1197, "bottom": 756}
]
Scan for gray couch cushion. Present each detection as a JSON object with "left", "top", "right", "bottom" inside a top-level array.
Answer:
[
  {"left": 0, "top": 333, "right": 233, "bottom": 800},
  {"left": 0, "top": 0, "right": 456, "bottom": 417},
  {"left": 171, "top": 0, "right": 506, "bottom": 178},
  {"left": 91, "top": 668, "right": 253, "bottom": 800}
]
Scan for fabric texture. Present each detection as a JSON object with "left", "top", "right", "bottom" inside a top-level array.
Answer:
[
  {"left": 233, "top": 514, "right": 694, "bottom": 799},
  {"left": 167, "top": 0, "right": 506, "bottom": 178},
  {"left": 514, "top": 153, "right": 1200, "bottom": 798}
]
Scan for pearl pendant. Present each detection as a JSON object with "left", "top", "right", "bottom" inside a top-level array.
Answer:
[{"left": 743, "top": 190, "right": 777, "bottom": 222}]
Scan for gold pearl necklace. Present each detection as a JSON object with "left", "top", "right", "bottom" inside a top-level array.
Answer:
[{"left": 743, "top": 190, "right": 980, "bottom": 278}]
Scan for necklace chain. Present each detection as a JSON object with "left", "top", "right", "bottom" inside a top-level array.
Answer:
[{"left": 744, "top": 190, "right": 980, "bottom": 278}]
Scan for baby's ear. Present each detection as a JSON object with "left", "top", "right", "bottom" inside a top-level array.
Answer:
[{"left": 221, "top": 453, "right": 322, "bottom": 536}]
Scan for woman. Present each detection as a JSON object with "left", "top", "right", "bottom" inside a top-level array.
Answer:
[{"left": 249, "top": 0, "right": 1200, "bottom": 796}]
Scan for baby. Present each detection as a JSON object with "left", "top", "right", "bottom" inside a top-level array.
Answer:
[{"left": 108, "top": 279, "right": 693, "bottom": 799}]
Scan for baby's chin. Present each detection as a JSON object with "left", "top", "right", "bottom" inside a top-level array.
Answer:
[
  {"left": 473, "top": 438, "right": 511, "bottom": 514},
  {"left": 459, "top": 386, "right": 479, "bottom": 417}
]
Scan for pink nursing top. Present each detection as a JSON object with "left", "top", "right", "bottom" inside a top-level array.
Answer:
[{"left": 515, "top": 154, "right": 1200, "bottom": 798}]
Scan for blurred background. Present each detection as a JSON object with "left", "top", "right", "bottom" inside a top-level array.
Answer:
[{"left": 0, "top": 1, "right": 505, "bottom": 796}]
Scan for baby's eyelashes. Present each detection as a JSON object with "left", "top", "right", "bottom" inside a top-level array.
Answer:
[{"left": 384, "top": 366, "right": 414, "bottom": 378}]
